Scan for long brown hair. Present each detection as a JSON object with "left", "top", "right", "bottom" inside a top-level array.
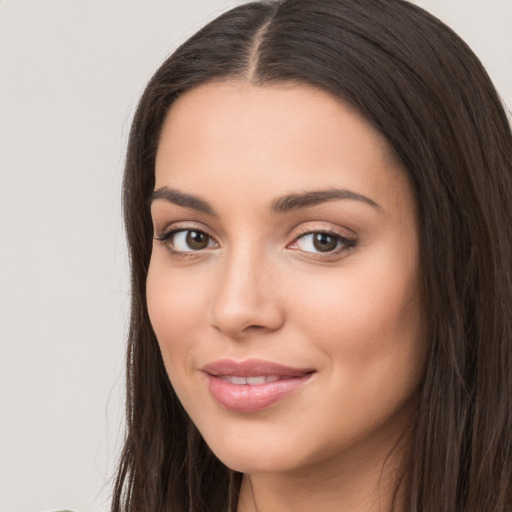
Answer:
[{"left": 112, "top": 1, "right": 512, "bottom": 510}]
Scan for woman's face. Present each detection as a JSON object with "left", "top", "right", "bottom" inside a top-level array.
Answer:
[{"left": 147, "top": 81, "right": 426, "bottom": 475}]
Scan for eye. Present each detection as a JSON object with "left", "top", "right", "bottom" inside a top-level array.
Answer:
[
  {"left": 156, "top": 228, "right": 218, "bottom": 252},
  {"left": 291, "top": 231, "right": 355, "bottom": 254}
]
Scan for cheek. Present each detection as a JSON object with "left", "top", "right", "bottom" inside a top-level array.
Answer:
[
  {"left": 146, "top": 259, "right": 210, "bottom": 367},
  {"left": 288, "top": 246, "right": 424, "bottom": 372},
  {"left": 287, "top": 256, "right": 425, "bottom": 442}
]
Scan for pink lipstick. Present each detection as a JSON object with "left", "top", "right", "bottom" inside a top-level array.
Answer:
[{"left": 202, "top": 359, "right": 314, "bottom": 413}]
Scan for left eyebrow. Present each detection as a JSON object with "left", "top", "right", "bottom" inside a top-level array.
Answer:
[{"left": 271, "top": 188, "right": 381, "bottom": 213}]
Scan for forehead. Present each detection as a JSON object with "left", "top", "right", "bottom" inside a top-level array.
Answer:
[{"left": 154, "top": 80, "right": 412, "bottom": 215}]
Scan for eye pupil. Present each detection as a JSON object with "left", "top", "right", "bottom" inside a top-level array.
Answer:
[
  {"left": 186, "top": 230, "right": 209, "bottom": 250},
  {"left": 313, "top": 233, "right": 338, "bottom": 252}
]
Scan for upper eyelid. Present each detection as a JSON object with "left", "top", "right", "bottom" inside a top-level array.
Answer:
[
  {"left": 157, "top": 227, "right": 220, "bottom": 248},
  {"left": 153, "top": 221, "right": 356, "bottom": 245},
  {"left": 291, "top": 222, "right": 356, "bottom": 240},
  {"left": 155, "top": 220, "right": 217, "bottom": 237},
  {"left": 294, "top": 230, "right": 350, "bottom": 242}
]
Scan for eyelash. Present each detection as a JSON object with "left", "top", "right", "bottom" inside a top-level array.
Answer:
[
  {"left": 290, "top": 227, "right": 357, "bottom": 257},
  {"left": 154, "top": 226, "right": 356, "bottom": 259},
  {"left": 154, "top": 228, "right": 218, "bottom": 259}
]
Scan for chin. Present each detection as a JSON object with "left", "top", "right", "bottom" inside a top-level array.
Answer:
[
  {"left": 215, "top": 448, "right": 296, "bottom": 475},
  {"left": 204, "top": 428, "right": 324, "bottom": 476}
]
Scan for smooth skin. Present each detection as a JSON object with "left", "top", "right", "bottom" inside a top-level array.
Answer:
[{"left": 147, "top": 81, "right": 426, "bottom": 512}]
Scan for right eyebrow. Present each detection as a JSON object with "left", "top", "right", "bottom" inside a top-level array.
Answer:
[{"left": 149, "top": 187, "right": 217, "bottom": 216}]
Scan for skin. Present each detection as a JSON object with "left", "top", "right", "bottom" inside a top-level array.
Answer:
[{"left": 147, "top": 81, "right": 426, "bottom": 512}]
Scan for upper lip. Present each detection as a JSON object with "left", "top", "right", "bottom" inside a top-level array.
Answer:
[{"left": 201, "top": 358, "right": 315, "bottom": 377}]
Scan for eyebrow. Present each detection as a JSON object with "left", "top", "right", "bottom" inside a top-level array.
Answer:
[
  {"left": 149, "top": 187, "right": 217, "bottom": 216},
  {"left": 149, "top": 186, "right": 381, "bottom": 215},
  {"left": 270, "top": 188, "right": 381, "bottom": 213}
]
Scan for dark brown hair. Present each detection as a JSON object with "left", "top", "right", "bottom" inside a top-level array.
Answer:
[{"left": 113, "top": 1, "right": 512, "bottom": 510}]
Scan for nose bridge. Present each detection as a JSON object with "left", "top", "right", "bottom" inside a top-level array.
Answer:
[{"left": 209, "top": 239, "right": 283, "bottom": 337}]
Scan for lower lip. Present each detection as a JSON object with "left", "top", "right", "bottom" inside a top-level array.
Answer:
[{"left": 206, "top": 374, "right": 313, "bottom": 413}]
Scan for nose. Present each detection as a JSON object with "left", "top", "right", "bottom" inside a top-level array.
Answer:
[{"left": 209, "top": 247, "right": 285, "bottom": 339}]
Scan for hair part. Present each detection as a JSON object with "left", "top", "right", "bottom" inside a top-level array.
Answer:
[{"left": 114, "top": 1, "right": 512, "bottom": 510}]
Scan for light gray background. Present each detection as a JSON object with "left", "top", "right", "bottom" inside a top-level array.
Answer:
[{"left": 0, "top": 1, "right": 510, "bottom": 511}]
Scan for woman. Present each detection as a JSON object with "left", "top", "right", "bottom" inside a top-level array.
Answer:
[{"left": 112, "top": 0, "right": 512, "bottom": 510}]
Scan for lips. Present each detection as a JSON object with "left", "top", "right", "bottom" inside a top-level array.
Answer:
[{"left": 202, "top": 359, "right": 315, "bottom": 412}]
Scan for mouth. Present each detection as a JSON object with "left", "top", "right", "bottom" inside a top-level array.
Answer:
[
  {"left": 201, "top": 359, "right": 315, "bottom": 413},
  {"left": 219, "top": 375, "right": 282, "bottom": 385}
]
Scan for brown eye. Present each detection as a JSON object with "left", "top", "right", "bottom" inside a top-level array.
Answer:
[
  {"left": 294, "top": 231, "right": 354, "bottom": 255},
  {"left": 159, "top": 229, "right": 217, "bottom": 252},
  {"left": 312, "top": 233, "right": 338, "bottom": 252},
  {"left": 185, "top": 230, "right": 210, "bottom": 250}
]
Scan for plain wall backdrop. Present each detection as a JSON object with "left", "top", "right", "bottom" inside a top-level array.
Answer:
[{"left": 0, "top": 1, "right": 510, "bottom": 511}]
